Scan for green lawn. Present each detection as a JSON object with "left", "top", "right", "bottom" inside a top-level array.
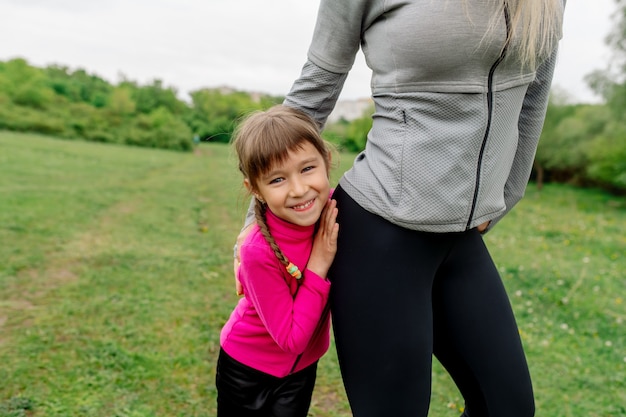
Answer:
[{"left": 0, "top": 131, "right": 624, "bottom": 417}]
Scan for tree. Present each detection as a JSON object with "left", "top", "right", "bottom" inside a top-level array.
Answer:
[
  {"left": 186, "top": 88, "right": 278, "bottom": 142},
  {"left": 0, "top": 58, "right": 54, "bottom": 109},
  {"left": 108, "top": 87, "right": 136, "bottom": 118},
  {"left": 120, "top": 79, "right": 187, "bottom": 116},
  {"left": 586, "top": 1, "right": 626, "bottom": 111},
  {"left": 582, "top": 0, "right": 626, "bottom": 190}
]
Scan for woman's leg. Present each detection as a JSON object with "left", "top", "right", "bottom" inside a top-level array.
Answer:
[
  {"left": 329, "top": 187, "right": 452, "bottom": 417},
  {"left": 432, "top": 230, "right": 535, "bottom": 417}
]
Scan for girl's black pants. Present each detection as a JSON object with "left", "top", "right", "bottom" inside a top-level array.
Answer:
[
  {"left": 329, "top": 185, "right": 535, "bottom": 417},
  {"left": 215, "top": 349, "right": 317, "bottom": 417}
]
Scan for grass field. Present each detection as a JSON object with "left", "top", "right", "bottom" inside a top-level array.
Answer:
[{"left": 0, "top": 131, "right": 624, "bottom": 417}]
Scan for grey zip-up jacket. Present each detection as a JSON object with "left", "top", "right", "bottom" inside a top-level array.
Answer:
[{"left": 284, "top": 0, "right": 564, "bottom": 233}]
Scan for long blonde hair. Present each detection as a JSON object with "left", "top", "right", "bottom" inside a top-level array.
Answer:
[
  {"left": 494, "top": 0, "right": 565, "bottom": 69},
  {"left": 232, "top": 105, "right": 333, "bottom": 270}
]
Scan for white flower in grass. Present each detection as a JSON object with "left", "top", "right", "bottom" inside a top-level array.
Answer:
[
  {"left": 557, "top": 279, "right": 564, "bottom": 286},
  {"left": 582, "top": 256, "right": 590, "bottom": 263},
  {"left": 605, "top": 340, "right": 613, "bottom": 347},
  {"left": 515, "top": 290, "right": 523, "bottom": 297},
  {"left": 560, "top": 323, "right": 569, "bottom": 330}
]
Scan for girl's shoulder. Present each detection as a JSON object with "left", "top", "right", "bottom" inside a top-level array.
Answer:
[
  {"left": 241, "top": 225, "right": 272, "bottom": 258},
  {"left": 243, "top": 224, "right": 263, "bottom": 245},
  {"left": 239, "top": 227, "right": 282, "bottom": 277}
]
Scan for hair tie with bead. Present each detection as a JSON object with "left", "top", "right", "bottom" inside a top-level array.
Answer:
[{"left": 286, "top": 262, "right": 302, "bottom": 280}]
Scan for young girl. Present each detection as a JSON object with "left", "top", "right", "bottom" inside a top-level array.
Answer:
[{"left": 216, "top": 105, "right": 338, "bottom": 417}]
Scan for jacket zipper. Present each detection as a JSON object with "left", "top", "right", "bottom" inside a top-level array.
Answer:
[
  {"left": 288, "top": 277, "right": 304, "bottom": 374},
  {"left": 289, "top": 353, "right": 303, "bottom": 374},
  {"left": 466, "top": 6, "right": 511, "bottom": 230}
]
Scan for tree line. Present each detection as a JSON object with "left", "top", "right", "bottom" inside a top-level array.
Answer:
[
  {"left": 0, "top": 58, "right": 282, "bottom": 151},
  {"left": 0, "top": 49, "right": 624, "bottom": 192}
]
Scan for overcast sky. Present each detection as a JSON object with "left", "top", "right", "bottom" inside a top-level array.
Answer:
[{"left": 0, "top": 0, "right": 617, "bottom": 103}]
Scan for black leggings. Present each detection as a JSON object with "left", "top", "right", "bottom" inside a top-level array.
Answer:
[{"left": 329, "top": 186, "right": 534, "bottom": 417}]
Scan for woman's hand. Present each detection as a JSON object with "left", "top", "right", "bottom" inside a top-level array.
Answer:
[
  {"left": 307, "top": 199, "right": 339, "bottom": 279},
  {"left": 477, "top": 220, "right": 491, "bottom": 234}
]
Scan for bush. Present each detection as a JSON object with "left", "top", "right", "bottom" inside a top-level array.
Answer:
[{"left": 586, "top": 121, "right": 626, "bottom": 191}]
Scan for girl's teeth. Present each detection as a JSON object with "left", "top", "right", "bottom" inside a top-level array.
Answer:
[{"left": 294, "top": 200, "right": 313, "bottom": 210}]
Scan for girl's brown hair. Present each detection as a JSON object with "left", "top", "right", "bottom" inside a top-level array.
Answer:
[{"left": 232, "top": 105, "right": 333, "bottom": 270}]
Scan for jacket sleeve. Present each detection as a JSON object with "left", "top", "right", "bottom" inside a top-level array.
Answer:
[
  {"left": 284, "top": 60, "right": 349, "bottom": 128},
  {"left": 239, "top": 243, "right": 331, "bottom": 354},
  {"left": 307, "top": 0, "right": 379, "bottom": 73},
  {"left": 284, "top": 0, "right": 381, "bottom": 128},
  {"left": 488, "top": 45, "right": 560, "bottom": 230}
]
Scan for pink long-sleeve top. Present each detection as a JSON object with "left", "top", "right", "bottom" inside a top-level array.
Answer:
[{"left": 220, "top": 209, "right": 331, "bottom": 377}]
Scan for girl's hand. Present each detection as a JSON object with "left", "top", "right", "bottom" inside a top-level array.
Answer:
[{"left": 307, "top": 199, "right": 339, "bottom": 279}]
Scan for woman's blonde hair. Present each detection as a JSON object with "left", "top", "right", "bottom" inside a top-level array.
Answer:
[
  {"left": 232, "top": 105, "right": 333, "bottom": 270},
  {"left": 495, "top": 0, "right": 565, "bottom": 69}
]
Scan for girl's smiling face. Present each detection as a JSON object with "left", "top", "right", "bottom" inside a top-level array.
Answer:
[{"left": 247, "top": 141, "right": 330, "bottom": 227}]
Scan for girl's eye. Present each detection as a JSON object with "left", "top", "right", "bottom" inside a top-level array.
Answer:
[
  {"left": 302, "top": 166, "right": 315, "bottom": 173},
  {"left": 269, "top": 177, "right": 284, "bottom": 184}
]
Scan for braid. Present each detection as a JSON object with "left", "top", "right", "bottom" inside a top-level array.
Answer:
[{"left": 254, "top": 199, "right": 290, "bottom": 267}]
